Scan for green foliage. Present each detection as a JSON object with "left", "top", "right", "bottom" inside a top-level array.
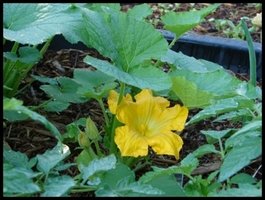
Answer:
[
  {"left": 201, "top": 129, "right": 233, "bottom": 144},
  {"left": 73, "top": 69, "right": 117, "bottom": 100},
  {"left": 4, "top": 148, "right": 41, "bottom": 196},
  {"left": 162, "top": 4, "right": 220, "bottom": 39},
  {"left": 161, "top": 50, "right": 219, "bottom": 73},
  {"left": 36, "top": 142, "right": 71, "bottom": 175},
  {"left": 192, "top": 144, "right": 220, "bottom": 158},
  {"left": 3, "top": 3, "right": 86, "bottom": 97},
  {"left": 219, "top": 136, "right": 261, "bottom": 182},
  {"left": 84, "top": 56, "right": 171, "bottom": 92},
  {"left": 187, "top": 96, "right": 254, "bottom": 125},
  {"left": 4, "top": 46, "right": 42, "bottom": 64},
  {"left": 41, "top": 175, "right": 75, "bottom": 197},
  {"left": 81, "top": 7, "right": 168, "bottom": 70},
  {"left": 4, "top": 3, "right": 75, "bottom": 45},
  {"left": 184, "top": 175, "right": 221, "bottom": 196},
  {"left": 127, "top": 3, "right": 152, "bottom": 20},
  {"left": 4, "top": 143, "right": 74, "bottom": 197},
  {"left": 171, "top": 76, "right": 214, "bottom": 108},
  {"left": 213, "top": 19, "right": 247, "bottom": 40},
  {"left": 4, "top": 97, "right": 62, "bottom": 141},
  {"left": 209, "top": 183, "right": 261, "bottom": 197},
  {"left": 62, "top": 118, "right": 86, "bottom": 143},
  {"left": 80, "top": 154, "right": 117, "bottom": 185},
  {"left": 230, "top": 173, "right": 257, "bottom": 185},
  {"left": 4, "top": 163, "right": 41, "bottom": 196},
  {"left": 4, "top": 46, "right": 43, "bottom": 97}
]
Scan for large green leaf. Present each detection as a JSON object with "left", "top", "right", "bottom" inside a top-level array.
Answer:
[
  {"left": 145, "top": 174, "right": 186, "bottom": 196},
  {"left": 97, "top": 162, "right": 184, "bottom": 197},
  {"left": 139, "top": 153, "right": 199, "bottom": 185},
  {"left": 127, "top": 3, "right": 152, "bottom": 21},
  {"left": 36, "top": 142, "right": 70, "bottom": 175},
  {"left": 201, "top": 129, "right": 233, "bottom": 144},
  {"left": 170, "top": 67, "right": 243, "bottom": 98},
  {"left": 218, "top": 136, "right": 261, "bottom": 182},
  {"left": 4, "top": 163, "right": 41, "bottom": 196},
  {"left": 213, "top": 109, "right": 252, "bottom": 122},
  {"left": 209, "top": 184, "right": 261, "bottom": 197},
  {"left": 4, "top": 46, "right": 41, "bottom": 64},
  {"left": 40, "top": 76, "right": 87, "bottom": 107},
  {"left": 41, "top": 175, "right": 75, "bottom": 197},
  {"left": 43, "top": 100, "right": 70, "bottom": 112},
  {"left": 84, "top": 3, "right": 121, "bottom": 12},
  {"left": 230, "top": 173, "right": 257, "bottom": 185},
  {"left": 171, "top": 76, "right": 214, "bottom": 108},
  {"left": 99, "top": 162, "right": 135, "bottom": 188},
  {"left": 192, "top": 144, "right": 220, "bottom": 158},
  {"left": 161, "top": 4, "right": 220, "bottom": 38},
  {"left": 73, "top": 69, "right": 117, "bottom": 100},
  {"left": 81, "top": 8, "right": 168, "bottom": 70},
  {"left": 4, "top": 3, "right": 82, "bottom": 45},
  {"left": 4, "top": 148, "right": 32, "bottom": 169},
  {"left": 161, "top": 50, "right": 221, "bottom": 73},
  {"left": 3, "top": 98, "right": 62, "bottom": 141},
  {"left": 225, "top": 120, "right": 261, "bottom": 148},
  {"left": 84, "top": 56, "right": 171, "bottom": 92},
  {"left": 80, "top": 154, "right": 117, "bottom": 185},
  {"left": 96, "top": 176, "right": 164, "bottom": 197},
  {"left": 187, "top": 97, "right": 254, "bottom": 125},
  {"left": 169, "top": 60, "right": 246, "bottom": 108}
]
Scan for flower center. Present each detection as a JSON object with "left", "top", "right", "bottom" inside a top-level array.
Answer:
[{"left": 138, "top": 124, "right": 151, "bottom": 136}]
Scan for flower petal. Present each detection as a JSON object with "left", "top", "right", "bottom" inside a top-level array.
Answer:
[
  {"left": 154, "top": 96, "right": 170, "bottom": 109},
  {"left": 116, "top": 89, "right": 154, "bottom": 127},
  {"left": 108, "top": 90, "right": 119, "bottom": 114},
  {"left": 171, "top": 105, "right": 189, "bottom": 131},
  {"left": 115, "top": 126, "right": 149, "bottom": 157},
  {"left": 147, "top": 131, "right": 183, "bottom": 159},
  {"left": 108, "top": 90, "right": 132, "bottom": 114}
]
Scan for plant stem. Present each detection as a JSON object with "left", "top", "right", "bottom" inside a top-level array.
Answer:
[
  {"left": 11, "top": 42, "right": 19, "bottom": 53},
  {"left": 117, "top": 82, "right": 126, "bottom": 103},
  {"left": 15, "top": 79, "right": 34, "bottom": 96},
  {"left": 218, "top": 138, "right": 225, "bottom": 159},
  {"left": 40, "top": 36, "right": 53, "bottom": 56},
  {"left": 97, "top": 98, "right": 110, "bottom": 128},
  {"left": 109, "top": 117, "right": 119, "bottom": 155},
  {"left": 4, "top": 41, "right": 19, "bottom": 78},
  {"left": 241, "top": 19, "right": 257, "bottom": 87},
  {"left": 70, "top": 185, "right": 97, "bottom": 193},
  {"left": 154, "top": 34, "right": 178, "bottom": 68},
  {"left": 168, "top": 35, "right": 178, "bottom": 49},
  {"left": 28, "top": 99, "right": 53, "bottom": 111},
  {"left": 133, "top": 158, "right": 150, "bottom": 172},
  {"left": 94, "top": 140, "right": 103, "bottom": 156},
  {"left": 109, "top": 82, "right": 126, "bottom": 154},
  {"left": 124, "top": 157, "right": 136, "bottom": 167},
  {"left": 70, "top": 188, "right": 96, "bottom": 193}
]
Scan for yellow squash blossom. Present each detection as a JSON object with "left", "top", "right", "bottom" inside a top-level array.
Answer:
[{"left": 108, "top": 89, "right": 188, "bottom": 160}]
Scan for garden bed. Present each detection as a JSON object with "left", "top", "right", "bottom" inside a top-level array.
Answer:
[{"left": 4, "top": 46, "right": 262, "bottom": 196}]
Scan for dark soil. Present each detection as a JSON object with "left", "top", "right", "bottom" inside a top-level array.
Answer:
[{"left": 4, "top": 3, "right": 262, "bottom": 197}]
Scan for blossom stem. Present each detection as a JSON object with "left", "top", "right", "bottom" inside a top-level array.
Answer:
[
  {"left": 124, "top": 156, "right": 137, "bottom": 167},
  {"left": 109, "top": 82, "right": 126, "bottom": 155},
  {"left": 94, "top": 140, "right": 103, "bottom": 156}
]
